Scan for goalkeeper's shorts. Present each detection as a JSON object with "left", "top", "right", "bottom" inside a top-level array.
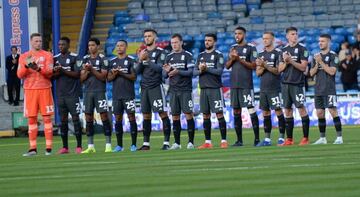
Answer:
[{"left": 24, "top": 88, "right": 54, "bottom": 117}]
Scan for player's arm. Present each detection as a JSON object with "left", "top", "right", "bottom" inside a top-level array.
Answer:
[
  {"left": 39, "top": 53, "right": 54, "bottom": 79},
  {"left": 256, "top": 66, "right": 265, "bottom": 76},
  {"left": 17, "top": 54, "right": 31, "bottom": 79},
  {"left": 309, "top": 58, "right": 318, "bottom": 77},
  {"left": 321, "top": 55, "right": 337, "bottom": 76},
  {"left": 225, "top": 48, "right": 236, "bottom": 69},
  {"left": 107, "top": 67, "right": 118, "bottom": 81},
  {"left": 178, "top": 55, "right": 195, "bottom": 77},
  {"left": 91, "top": 67, "right": 107, "bottom": 82},
  {"left": 61, "top": 67, "right": 80, "bottom": 79},
  {"left": 205, "top": 54, "right": 224, "bottom": 76},
  {"left": 193, "top": 56, "right": 201, "bottom": 76},
  {"left": 80, "top": 69, "right": 90, "bottom": 83},
  {"left": 119, "top": 67, "right": 136, "bottom": 81},
  {"left": 291, "top": 47, "right": 309, "bottom": 72},
  {"left": 264, "top": 56, "right": 280, "bottom": 75}
]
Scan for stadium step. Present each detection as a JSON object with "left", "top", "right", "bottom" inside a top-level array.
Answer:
[
  {"left": 96, "top": 6, "right": 127, "bottom": 15},
  {"left": 57, "top": 0, "right": 86, "bottom": 53},
  {"left": 90, "top": 0, "right": 128, "bottom": 52}
]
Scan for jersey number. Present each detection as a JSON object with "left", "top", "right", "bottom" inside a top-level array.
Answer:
[
  {"left": 295, "top": 94, "right": 305, "bottom": 103},
  {"left": 75, "top": 103, "right": 81, "bottom": 113},
  {"left": 243, "top": 94, "right": 253, "bottom": 104},
  {"left": 98, "top": 100, "right": 108, "bottom": 109},
  {"left": 46, "top": 105, "right": 54, "bottom": 113},
  {"left": 126, "top": 100, "right": 136, "bottom": 110},
  {"left": 214, "top": 100, "right": 223, "bottom": 109},
  {"left": 271, "top": 96, "right": 281, "bottom": 106},
  {"left": 153, "top": 99, "right": 163, "bottom": 108}
]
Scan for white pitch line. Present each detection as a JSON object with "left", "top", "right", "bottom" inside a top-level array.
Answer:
[{"left": 171, "top": 161, "right": 360, "bottom": 173}]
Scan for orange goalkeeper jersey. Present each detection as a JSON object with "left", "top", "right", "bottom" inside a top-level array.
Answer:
[{"left": 17, "top": 50, "right": 54, "bottom": 90}]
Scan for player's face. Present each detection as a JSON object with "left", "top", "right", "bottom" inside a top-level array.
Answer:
[
  {"left": 58, "top": 40, "right": 69, "bottom": 54},
  {"left": 234, "top": 30, "right": 245, "bottom": 43},
  {"left": 171, "top": 37, "right": 182, "bottom": 52},
  {"left": 286, "top": 30, "right": 298, "bottom": 43},
  {"left": 88, "top": 41, "right": 99, "bottom": 54},
  {"left": 31, "top": 36, "right": 42, "bottom": 51},
  {"left": 116, "top": 41, "right": 127, "bottom": 55},
  {"left": 144, "top": 32, "right": 156, "bottom": 46},
  {"left": 319, "top": 37, "right": 329, "bottom": 50},
  {"left": 204, "top": 36, "right": 215, "bottom": 50},
  {"left": 262, "top": 34, "right": 274, "bottom": 47},
  {"left": 11, "top": 47, "right": 17, "bottom": 54}
]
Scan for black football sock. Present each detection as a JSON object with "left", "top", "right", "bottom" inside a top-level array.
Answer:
[
  {"left": 333, "top": 116, "right": 342, "bottom": 137},
  {"left": 318, "top": 118, "right": 326, "bottom": 138},
  {"left": 130, "top": 120, "right": 138, "bottom": 146},
  {"left": 218, "top": 117, "right": 227, "bottom": 140},
  {"left": 203, "top": 118, "right": 211, "bottom": 141},
  {"left": 162, "top": 117, "right": 171, "bottom": 143},
  {"left": 187, "top": 118, "right": 195, "bottom": 144},
  {"left": 250, "top": 113, "right": 260, "bottom": 140},
  {"left": 115, "top": 121, "right": 123, "bottom": 147},
  {"left": 285, "top": 117, "right": 294, "bottom": 139},
  {"left": 143, "top": 119, "right": 151, "bottom": 143},
  {"left": 301, "top": 115, "right": 310, "bottom": 138},
  {"left": 73, "top": 119, "right": 82, "bottom": 148},
  {"left": 234, "top": 114, "right": 243, "bottom": 142},
  {"left": 277, "top": 114, "right": 285, "bottom": 139},
  {"left": 173, "top": 119, "right": 181, "bottom": 145},
  {"left": 60, "top": 120, "right": 69, "bottom": 148},
  {"left": 264, "top": 115, "right": 272, "bottom": 139}
]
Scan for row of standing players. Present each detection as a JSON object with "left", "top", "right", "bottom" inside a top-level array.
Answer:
[{"left": 54, "top": 26, "right": 343, "bottom": 154}]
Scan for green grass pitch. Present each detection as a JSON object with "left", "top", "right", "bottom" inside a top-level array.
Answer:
[{"left": 0, "top": 126, "right": 360, "bottom": 197}]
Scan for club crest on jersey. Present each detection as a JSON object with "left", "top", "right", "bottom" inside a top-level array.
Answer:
[
  {"left": 211, "top": 55, "right": 214, "bottom": 60},
  {"left": 325, "top": 56, "right": 329, "bottom": 62},
  {"left": 76, "top": 60, "right": 82, "bottom": 67},
  {"left": 96, "top": 60, "right": 100, "bottom": 65},
  {"left": 113, "top": 62, "right": 117, "bottom": 66},
  {"left": 152, "top": 52, "right": 156, "bottom": 58},
  {"left": 294, "top": 48, "right": 298, "bottom": 54},
  {"left": 334, "top": 57, "right": 339, "bottom": 64},
  {"left": 124, "top": 60, "right": 128, "bottom": 65},
  {"left": 243, "top": 48, "right": 247, "bottom": 53},
  {"left": 219, "top": 57, "right": 224, "bottom": 64},
  {"left": 271, "top": 54, "right": 275, "bottom": 59},
  {"left": 181, "top": 55, "right": 185, "bottom": 61},
  {"left": 66, "top": 58, "right": 70, "bottom": 64},
  {"left": 160, "top": 53, "right": 165, "bottom": 60},
  {"left": 103, "top": 60, "right": 109, "bottom": 67}
]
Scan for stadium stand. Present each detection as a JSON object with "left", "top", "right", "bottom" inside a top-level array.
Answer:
[{"left": 103, "top": 0, "right": 360, "bottom": 99}]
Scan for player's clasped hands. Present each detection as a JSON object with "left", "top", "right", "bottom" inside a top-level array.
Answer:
[
  {"left": 255, "top": 57, "right": 265, "bottom": 67},
  {"left": 199, "top": 62, "right": 207, "bottom": 73},
  {"left": 137, "top": 49, "right": 149, "bottom": 62},
  {"left": 25, "top": 55, "right": 40, "bottom": 70},
  {"left": 282, "top": 52, "right": 292, "bottom": 64}
]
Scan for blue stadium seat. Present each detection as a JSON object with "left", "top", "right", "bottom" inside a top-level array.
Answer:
[
  {"left": 134, "top": 14, "right": 150, "bottom": 22},
  {"left": 347, "top": 35, "right": 356, "bottom": 45},
  {"left": 208, "top": 12, "right": 222, "bottom": 19},
  {"left": 231, "top": 0, "right": 245, "bottom": 4}
]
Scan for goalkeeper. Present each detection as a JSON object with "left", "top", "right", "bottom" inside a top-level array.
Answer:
[{"left": 17, "top": 33, "right": 54, "bottom": 156}]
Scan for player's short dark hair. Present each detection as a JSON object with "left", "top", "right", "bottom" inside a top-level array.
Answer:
[
  {"left": 205, "top": 33, "right": 217, "bottom": 42},
  {"left": 11, "top": 46, "right": 17, "bottom": 50},
  {"left": 88, "top": 37, "right": 100, "bottom": 45},
  {"left": 263, "top": 31, "right": 275, "bottom": 37},
  {"left": 143, "top": 28, "right": 158, "bottom": 35},
  {"left": 60, "top": 36, "right": 70, "bottom": 44},
  {"left": 319, "top": 34, "right": 331, "bottom": 40},
  {"left": 117, "top": 39, "right": 128, "bottom": 46},
  {"left": 235, "top": 26, "right": 246, "bottom": 34},
  {"left": 171, "top": 33, "right": 183, "bottom": 41},
  {"left": 286, "top": 27, "right": 298, "bottom": 33},
  {"left": 30, "top": 33, "right": 41, "bottom": 39}
]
